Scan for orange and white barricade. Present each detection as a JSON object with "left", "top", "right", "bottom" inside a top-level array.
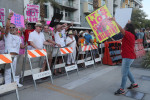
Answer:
[
  {"left": 91, "top": 44, "right": 102, "bottom": 64},
  {"left": 77, "top": 45, "right": 95, "bottom": 68},
  {"left": 27, "top": 49, "right": 53, "bottom": 89},
  {"left": 53, "top": 47, "right": 79, "bottom": 79},
  {"left": 0, "top": 54, "right": 19, "bottom": 100}
]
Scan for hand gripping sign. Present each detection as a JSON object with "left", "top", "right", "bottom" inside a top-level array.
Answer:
[
  {"left": 27, "top": 49, "right": 53, "bottom": 89},
  {"left": 0, "top": 54, "right": 19, "bottom": 100}
]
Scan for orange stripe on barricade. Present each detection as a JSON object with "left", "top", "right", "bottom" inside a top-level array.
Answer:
[
  {"left": 27, "top": 50, "right": 37, "bottom": 58},
  {"left": 43, "top": 49, "right": 46, "bottom": 52},
  {"left": 0, "top": 54, "right": 12, "bottom": 64},
  {"left": 60, "top": 48, "right": 66, "bottom": 54},
  {"left": 81, "top": 45, "right": 92, "bottom": 51},
  {"left": 91, "top": 45, "right": 98, "bottom": 50},
  {"left": 60, "top": 47, "right": 73, "bottom": 54},
  {"left": 35, "top": 50, "right": 45, "bottom": 56},
  {"left": 65, "top": 48, "right": 72, "bottom": 53}
]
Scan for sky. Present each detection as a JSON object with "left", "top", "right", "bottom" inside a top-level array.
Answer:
[{"left": 141, "top": 0, "right": 150, "bottom": 19}]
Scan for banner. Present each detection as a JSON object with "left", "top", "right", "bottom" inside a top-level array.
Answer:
[
  {"left": 9, "top": 10, "right": 25, "bottom": 28},
  {"left": 86, "top": 5, "right": 120, "bottom": 43},
  {"left": 25, "top": 4, "right": 40, "bottom": 23},
  {"left": 0, "top": 8, "right": 5, "bottom": 26},
  {"left": 115, "top": 8, "right": 132, "bottom": 28}
]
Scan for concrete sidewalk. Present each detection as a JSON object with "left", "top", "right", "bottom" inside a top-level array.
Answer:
[{"left": 0, "top": 64, "right": 150, "bottom": 100}]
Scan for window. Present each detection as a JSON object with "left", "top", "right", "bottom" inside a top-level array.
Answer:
[
  {"left": 65, "top": 9, "right": 73, "bottom": 21},
  {"left": 44, "top": 5, "right": 49, "bottom": 18}
]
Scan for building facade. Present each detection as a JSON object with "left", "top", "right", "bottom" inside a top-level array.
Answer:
[{"left": 80, "top": 0, "right": 143, "bottom": 29}]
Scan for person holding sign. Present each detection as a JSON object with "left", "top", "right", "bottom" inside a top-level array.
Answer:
[
  {"left": 109, "top": 18, "right": 139, "bottom": 95},
  {"left": 4, "top": 12, "right": 26, "bottom": 87}
]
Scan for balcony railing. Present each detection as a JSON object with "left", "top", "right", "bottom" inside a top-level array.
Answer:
[
  {"left": 55, "top": 0, "right": 78, "bottom": 9},
  {"left": 134, "top": 0, "right": 142, "bottom": 7}
]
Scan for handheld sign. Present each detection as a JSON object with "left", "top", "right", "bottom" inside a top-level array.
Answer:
[
  {"left": 9, "top": 9, "right": 25, "bottom": 28},
  {"left": 0, "top": 8, "right": 5, "bottom": 26},
  {"left": 86, "top": 5, "right": 120, "bottom": 43},
  {"left": 0, "top": 22, "right": 3, "bottom": 27},
  {"left": 115, "top": 8, "right": 132, "bottom": 28}
]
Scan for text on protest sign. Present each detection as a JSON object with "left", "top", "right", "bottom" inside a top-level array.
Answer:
[
  {"left": 86, "top": 5, "right": 120, "bottom": 43},
  {"left": 25, "top": 4, "right": 40, "bottom": 22},
  {"left": 9, "top": 10, "right": 25, "bottom": 28},
  {"left": 0, "top": 8, "right": 5, "bottom": 26}
]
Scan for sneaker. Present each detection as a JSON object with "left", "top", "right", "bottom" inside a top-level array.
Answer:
[
  {"left": 17, "top": 83, "right": 23, "bottom": 88},
  {"left": 127, "top": 84, "right": 139, "bottom": 89},
  {"left": 114, "top": 88, "right": 125, "bottom": 95}
]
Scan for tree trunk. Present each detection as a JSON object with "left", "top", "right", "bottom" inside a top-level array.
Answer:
[
  {"left": 93, "top": 0, "right": 99, "bottom": 10},
  {"left": 40, "top": 3, "right": 45, "bottom": 23}
]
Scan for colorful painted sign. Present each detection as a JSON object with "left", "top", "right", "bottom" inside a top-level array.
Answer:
[
  {"left": 0, "top": 8, "right": 5, "bottom": 26},
  {"left": 86, "top": 5, "right": 120, "bottom": 43},
  {"left": 25, "top": 4, "right": 40, "bottom": 23},
  {"left": 9, "top": 10, "right": 25, "bottom": 28}
]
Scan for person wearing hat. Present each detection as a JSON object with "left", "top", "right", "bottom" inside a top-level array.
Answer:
[
  {"left": 28, "top": 22, "right": 52, "bottom": 50},
  {"left": 66, "top": 30, "right": 77, "bottom": 65}
]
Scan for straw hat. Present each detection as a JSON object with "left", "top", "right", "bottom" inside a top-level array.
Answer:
[
  {"left": 79, "top": 30, "right": 84, "bottom": 34},
  {"left": 68, "top": 30, "right": 74, "bottom": 35},
  {"left": 35, "top": 22, "right": 42, "bottom": 27}
]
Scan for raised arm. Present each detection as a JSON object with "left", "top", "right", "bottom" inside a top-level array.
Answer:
[{"left": 5, "top": 12, "right": 14, "bottom": 36}]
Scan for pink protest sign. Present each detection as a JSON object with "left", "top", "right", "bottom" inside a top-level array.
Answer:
[
  {"left": 0, "top": 8, "right": 5, "bottom": 26},
  {"left": 25, "top": 4, "right": 40, "bottom": 23},
  {"left": 47, "top": 21, "right": 53, "bottom": 31},
  {"left": 10, "top": 10, "right": 25, "bottom": 28}
]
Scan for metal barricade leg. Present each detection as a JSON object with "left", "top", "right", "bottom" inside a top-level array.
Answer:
[
  {"left": 90, "top": 49, "right": 96, "bottom": 69},
  {"left": 45, "top": 55, "right": 53, "bottom": 84},
  {"left": 10, "top": 61, "right": 20, "bottom": 100},
  {"left": 21, "top": 48, "right": 27, "bottom": 83},
  {"left": 28, "top": 58, "right": 37, "bottom": 89}
]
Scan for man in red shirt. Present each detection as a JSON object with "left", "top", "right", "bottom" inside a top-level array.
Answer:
[{"left": 24, "top": 24, "right": 34, "bottom": 48}]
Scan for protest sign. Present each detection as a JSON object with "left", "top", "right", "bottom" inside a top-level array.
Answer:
[
  {"left": 9, "top": 10, "right": 25, "bottom": 28},
  {"left": 0, "top": 22, "right": 3, "bottom": 27},
  {"left": 25, "top": 4, "right": 40, "bottom": 23},
  {"left": 0, "top": 8, "right": 5, "bottom": 26},
  {"left": 115, "top": 8, "right": 132, "bottom": 28},
  {"left": 47, "top": 21, "right": 54, "bottom": 31},
  {"left": 86, "top": 5, "right": 120, "bottom": 43}
]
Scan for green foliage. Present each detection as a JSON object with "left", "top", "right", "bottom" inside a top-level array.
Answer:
[
  {"left": 131, "top": 8, "right": 150, "bottom": 29},
  {"left": 131, "top": 8, "right": 147, "bottom": 29},
  {"left": 142, "top": 52, "right": 150, "bottom": 69}
]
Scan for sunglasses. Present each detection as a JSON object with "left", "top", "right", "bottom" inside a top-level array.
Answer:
[{"left": 10, "top": 27, "right": 15, "bottom": 29}]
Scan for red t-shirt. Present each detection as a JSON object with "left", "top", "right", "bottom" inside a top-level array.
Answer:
[
  {"left": 24, "top": 29, "right": 34, "bottom": 45},
  {"left": 121, "top": 31, "right": 136, "bottom": 59}
]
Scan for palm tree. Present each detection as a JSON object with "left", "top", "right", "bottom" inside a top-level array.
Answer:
[
  {"left": 33, "top": 0, "right": 61, "bottom": 24},
  {"left": 93, "top": 0, "right": 99, "bottom": 10}
]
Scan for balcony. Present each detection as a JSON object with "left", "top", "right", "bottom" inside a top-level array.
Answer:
[
  {"left": 83, "top": 2, "right": 93, "bottom": 14},
  {"left": 55, "top": 0, "right": 78, "bottom": 10},
  {"left": 133, "top": 0, "right": 142, "bottom": 8}
]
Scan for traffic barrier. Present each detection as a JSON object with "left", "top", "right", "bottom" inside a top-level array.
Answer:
[
  {"left": 77, "top": 45, "right": 96, "bottom": 68},
  {"left": 0, "top": 54, "right": 19, "bottom": 100},
  {"left": 27, "top": 49, "right": 53, "bottom": 89},
  {"left": 102, "top": 41, "right": 122, "bottom": 65},
  {"left": 135, "top": 39, "right": 145, "bottom": 58},
  {"left": 53, "top": 47, "right": 79, "bottom": 79}
]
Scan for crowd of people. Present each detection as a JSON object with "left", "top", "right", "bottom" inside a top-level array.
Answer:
[
  {"left": 0, "top": 12, "right": 98, "bottom": 87},
  {"left": 1, "top": 12, "right": 150, "bottom": 95}
]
